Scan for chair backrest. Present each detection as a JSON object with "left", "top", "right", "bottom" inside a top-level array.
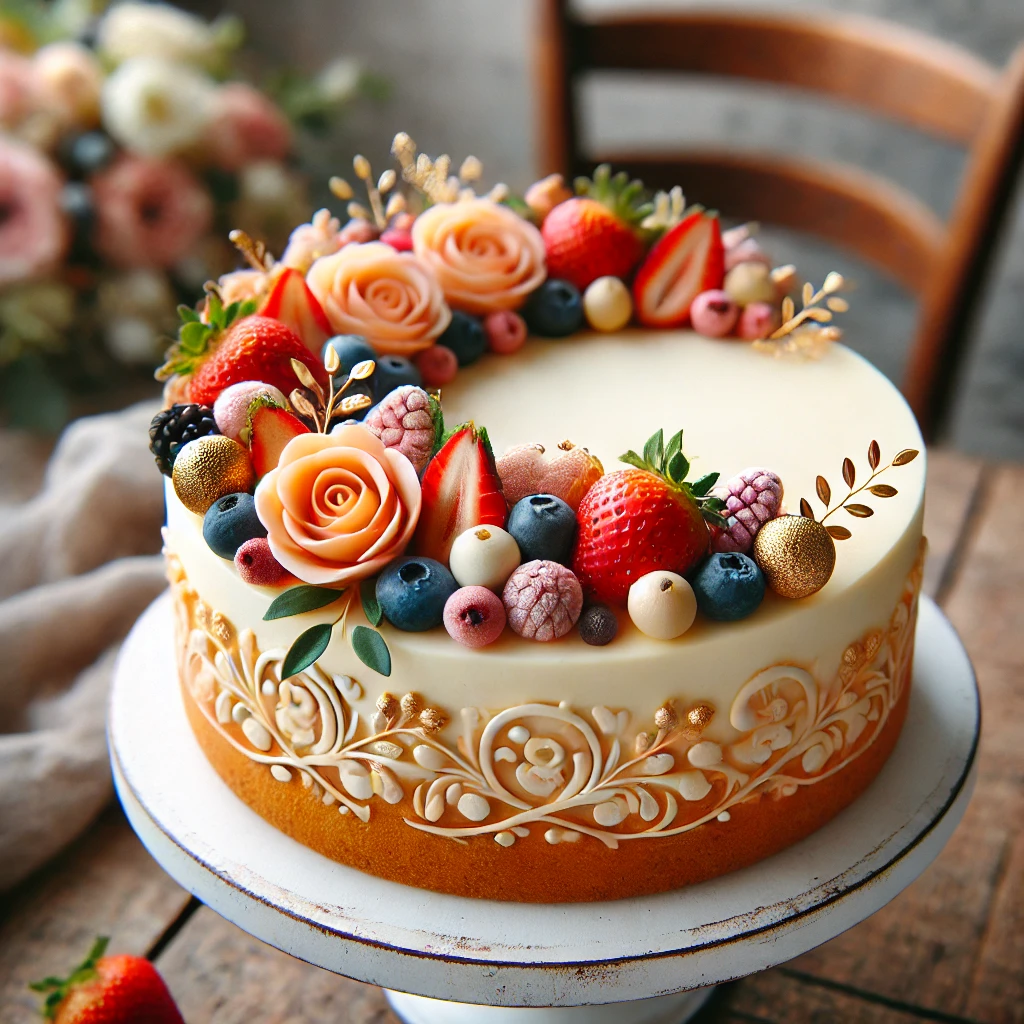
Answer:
[{"left": 535, "top": 1, "right": 1024, "bottom": 439}]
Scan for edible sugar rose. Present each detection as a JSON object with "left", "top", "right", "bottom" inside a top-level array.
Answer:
[
  {"left": 254, "top": 427, "right": 422, "bottom": 586},
  {"left": 412, "top": 198, "right": 546, "bottom": 315},
  {"left": 306, "top": 241, "right": 451, "bottom": 357}
]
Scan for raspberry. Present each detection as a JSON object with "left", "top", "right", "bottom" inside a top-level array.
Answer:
[
  {"left": 363, "top": 385, "right": 436, "bottom": 473},
  {"left": 234, "top": 537, "right": 290, "bottom": 587},
  {"left": 502, "top": 559, "right": 582, "bottom": 641},
  {"left": 710, "top": 468, "right": 783, "bottom": 554}
]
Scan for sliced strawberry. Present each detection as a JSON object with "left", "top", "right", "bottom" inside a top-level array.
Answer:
[
  {"left": 632, "top": 211, "right": 724, "bottom": 327},
  {"left": 247, "top": 399, "right": 310, "bottom": 476},
  {"left": 258, "top": 267, "right": 333, "bottom": 355},
  {"left": 414, "top": 423, "right": 506, "bottom": 564}
]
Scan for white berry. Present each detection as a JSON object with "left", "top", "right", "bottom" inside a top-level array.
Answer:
[
  {"left": 627, "top": 571, "right": 697, "bottom": 640},
  {"left": 583, "top": 276, "right": 633, "bottom": 332},
  {"left": 723, "top": 262, "right": 776, "bottom": 307},
  {"left": 448, "top": 525, "right": 521, "bottom": 590}
]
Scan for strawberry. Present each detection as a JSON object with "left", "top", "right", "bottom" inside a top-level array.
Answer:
[
  {"left": 246, "top": 397, "right": 310, "bottom": 476},
  {"left": 632, "top": 210, "right": 725, "bottom": 327},
  {"left": 258, "top": 267, "right": 333, "bottom": 355},
  {"left": 31, "top": 937, "right": 183, "bottom": 1024},
  {"left": 157, "top": 303, "right": 328, "bottom": 408},
  {"left": 541, "top": 164, "right": 652, "bottom": 291},
  {"left": 572, "top": 429, "right": 727, "bottom": 605},
  {"left": 414, "top": 423, "right": 506, "bottom": 564}
]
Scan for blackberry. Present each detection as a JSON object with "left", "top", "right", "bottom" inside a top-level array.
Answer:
[{"left": 149, "top": 404, "right": 219, "bottom": 476}]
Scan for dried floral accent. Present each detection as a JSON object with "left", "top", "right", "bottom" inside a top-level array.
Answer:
[
  {"left": 229, "top": 228, "right": 274, "bottom": 272},
  {"left": 640, "top": 185, "right": 686, "bottom": 233},
  {"left": 289, "top": 351, "right": 374, "bottom": 433},
  {"left": 391, "top": 132, "right": 508, "bottom": 205},
  {"left": 330, "top": 152, "right": 404, "bottom": 230},
  {"left": 753, "top": 271, "right": 846, "bottom": 359},
  {"left": 801, "top": 440, "right": 920, "bottom": 539}
]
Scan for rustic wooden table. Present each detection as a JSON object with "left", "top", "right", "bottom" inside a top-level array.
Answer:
[{"left": 0, "top": 450, "right": 1017, "bottom": 1024}]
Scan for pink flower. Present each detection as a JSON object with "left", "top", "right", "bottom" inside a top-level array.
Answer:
[
  {"left": 0, "top": 137, "right": 68, "bottom": 287},
  {"left": 92, "top": 156, "right": 213, "bottom": 268},
  {"left": 204, "top": 83, "right": 292, "bottom": 172},
  {"left": 0, "top": 50, "right": 38, "bottom": 128}
]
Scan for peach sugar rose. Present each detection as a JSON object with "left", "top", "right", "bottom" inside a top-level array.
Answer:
[
  {"left": 254, "top": 427, "right": 421, "bottom": 587},
  {"left": 305, "top": 241, "right": 450, "bottom": 357},
  {"left": 412, "top": 197, "right": 546, "bottom": 315}
]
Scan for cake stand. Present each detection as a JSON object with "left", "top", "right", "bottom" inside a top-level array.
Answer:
[{"left": 109, "top": 595, "right": 978, "bottom": 1024}]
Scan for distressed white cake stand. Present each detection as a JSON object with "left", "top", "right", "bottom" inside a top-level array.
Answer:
[{"left": 109, "top": 595, "right": 978, "bottom": 1024}]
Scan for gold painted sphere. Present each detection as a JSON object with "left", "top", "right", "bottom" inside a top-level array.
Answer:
[
  {"left": 172, "top": 435, "right": 255, "bottom": 515},
  {"left": 753, "top": 515, "right": 836, "bottom": 599}
]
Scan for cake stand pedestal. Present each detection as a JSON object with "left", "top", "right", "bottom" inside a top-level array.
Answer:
[{"left": 109, "top": 596, "right": 978, "bottom": 1024}]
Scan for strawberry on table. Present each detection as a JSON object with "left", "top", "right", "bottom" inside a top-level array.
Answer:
[
  {"left": 31, "top": 937, "right": 184, "bottom": 1024},
  {"left": 157, "top": 297, "right": 328, "bottom": 407},
  {"left": 258, "top": 266, "right": 333, "bottom": 355},
  {"left": 415, "top": 423, "right": 506, "bottom": 565},
  {"left": 541, "top": 164, "right": 652, "bottom": 291},
  {"left": 572, "top": 428, "right": 727, "bottom": 606},
  {"left": 633, "top": 210, "right": 724, "bottom": 328}
]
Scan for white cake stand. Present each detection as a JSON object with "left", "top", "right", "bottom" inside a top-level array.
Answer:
[{"left": 109, "top": 595, "right": 978, "bottom": 1024}]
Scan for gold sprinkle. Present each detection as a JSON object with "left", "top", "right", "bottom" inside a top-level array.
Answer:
[
  {"left": 329, "top": 176, "right": 353, "bottom": 200},
  {"left": 400, "top": 692, "right": 422, "bottom": 716},
  {"left": 419, "top": 708, "right": 448, "bottom": 733},
  {"left": 378, "top": 169, "right": 397, "bottom": 193},
  {"left": 376, "top": 692, "right": 398, "bottom": 718},
  {"left": 353, "top": 154, "right": 371, "bottom": 179},
  {"left": 557, "top": 440, "right": 575, "bottom": 451},
  {"left": 211, "top": 613, "right": 234, "bottom": 644},
  {"left": 654, "top": 704, "right": 678, "bottom": 731},
  {"left": 687, "top": 703, "right": 715, "bottom": 729}
]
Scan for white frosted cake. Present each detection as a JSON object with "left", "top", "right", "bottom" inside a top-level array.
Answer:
[{"left": 154, "top": 136, "right": 924, "bottom": 901}]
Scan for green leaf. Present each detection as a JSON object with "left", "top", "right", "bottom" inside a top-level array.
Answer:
[
  {"left": 206, "top": 290, "right": 224, "bottom": 328},
  {"left": 179, "top": 320, "right": 210, "bottom": 352},
  {"left": 360, "top": 578, "right": 383, "bottom": 626},
  {"left": 428, "top": 393, "right": 445, "bottom": 457},
  {"left": 263, "top": 585, "right": 345, "bottom": 621},
  {"left": 177, "top": 304, "right": 201, "bottom": 323},
  {"left": 703, "top": 510, "right": 728, "bottom": 529},
  {"left": 224, "top": 301, "right": 241, "bottom": 325},
  {"left": 643, "top": 429, "right": 664, "bottom": 470},
  {"left": 666, "top": 450, "right": 689, "bottom": 484},
  {"left": 702, "top": 495, "right": 726, "bottom": 513},
  {"left": 282, "top": 622, "right": 333, "bottom": 678},
  {"left": 351, "top": 625, "right": 391, "bottom": 676},
  {"left": 664, "top": 429, "right": 684, "bottom": 467},
  {"left": 689, "top": 471, "right": 719, "bottom": 497},
  {"left": 619, "top": 450, "right": 647, "bottom": 471}
]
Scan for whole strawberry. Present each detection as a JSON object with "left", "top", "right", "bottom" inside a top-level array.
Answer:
[
  {"left": 711, "top": 468, "right": 784, "bottom": 554},
  {"left": 157, "top": 297, "right": 327, "bottom": 408},
  {"left": 31, "top": 937, "right": 184, "bottom": 1024},
  {"left": 573, "top": 429, "right": 727, "bottom": 605},
  {"left": 541, "top": 164, "right": 652, "bottom": 291}
]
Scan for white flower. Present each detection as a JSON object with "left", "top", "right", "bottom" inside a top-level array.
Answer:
[
  {"left": 97, "top": 2, "right": 223, "bottom": 69},
  {"left": 102, "top": 57, "right": 215, "bottom": 158}
]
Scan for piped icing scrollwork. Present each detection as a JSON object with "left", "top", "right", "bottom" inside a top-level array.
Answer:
[{"left": 169, "top": 545, "right": 922, "bottom": 849}]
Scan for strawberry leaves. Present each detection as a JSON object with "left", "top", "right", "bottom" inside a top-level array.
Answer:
[
  {"left": 31, "top": 936, "right": 109, "bottom": 1020},
  {"left": 156, "top": 293, "right": 258, "bottom": 381},
  {"left": 621, "top": 428, "right": 726, "bottom": 527}
]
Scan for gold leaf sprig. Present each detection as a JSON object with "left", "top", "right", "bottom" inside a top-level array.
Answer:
[
  {"left": 390, "top": 132, "right": 508, "bottom": 205},
  {"left": 754, "top": 271, "right": 847, "bottom": 359},
  {"left": 799, "top": 441, "right": 920, "bottom": 540},
  {"left": 330, "top": 154, "right": 404, "bottom": 230},
  {"left": 289, "top": 348, "right": 375, "bottom": 433},
  {"left": 228, "top": 229, "right": 275, "bottom": 272}
]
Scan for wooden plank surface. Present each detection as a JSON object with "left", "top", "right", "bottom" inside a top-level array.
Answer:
[{"left": 0, "top": 453, "right": 1016, "bottom": 1024}]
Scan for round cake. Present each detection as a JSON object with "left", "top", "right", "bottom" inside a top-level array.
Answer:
[{"left": 154, "top": 136, "right": 925, "bottom": 902}]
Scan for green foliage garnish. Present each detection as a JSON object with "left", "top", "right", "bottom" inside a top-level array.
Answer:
[
  {"left": 30, "top": 936, "right": 109, "bottom": 1020},
  {"left": 281, "top": 622, "right": 333, "bottom": 679},
  {"left": 621, "top": 428, "right": 727, "bottom": 528},
  {"left": 263, "top": 585, "right": 345, "bottom": 621},
  {"left": 360, "top": 578, "right": 383, "bottom": 627},
  {"left": 351, "top": 625, "right": 391, "bottom": 677},
  {"left": 155, "top": 295, "right": 257, "bottom": 381}
]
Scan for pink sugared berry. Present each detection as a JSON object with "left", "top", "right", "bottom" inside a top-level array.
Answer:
[
  {"left": 443, "top": 586, "right": 506, "bottom": 647},
  {"left": 502, "top": 559, "right": 582, "bottom": 641},
  {"left": 380, "top": 228, "right": 413, "bottom": 252},
  {"left": 415, "top": 344, "right": 459, "bottom": 387},
  {"left": 690, "top": 289, "right": 740, "bottom": 338},
  {"left": 235, "top": 537, "right": 290, "bottom": 586},
  {"left": 213, "top": 380, "right": 285, "bottom": 441},
  {"left": 711, "top": 468, "right": 784, "bottom": 554},
  {"left": 736, "top": 302, "right": 781, "bottom": 341},
  {"left": 484, "top": 310, "right": 527, "bottom": 355}
]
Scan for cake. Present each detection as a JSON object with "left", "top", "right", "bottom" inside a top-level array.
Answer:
[{"left": 153, "top": 136, "right": 924, "bottom": 902}]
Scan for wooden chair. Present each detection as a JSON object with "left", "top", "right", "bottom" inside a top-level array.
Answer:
[{"left": 535, "top": 2, "right": 1024, "bottom": 439}]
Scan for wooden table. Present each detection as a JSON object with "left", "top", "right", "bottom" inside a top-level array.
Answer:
[{"left": 0, "top": 450, "right": 1018, "bottom": 1024}]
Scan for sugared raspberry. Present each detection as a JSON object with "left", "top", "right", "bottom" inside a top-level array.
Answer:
[
  {"left": 235, "top": 537, "right": 290, "bottom": 587},
  {"left": 711, "top": 468, "right": 784, "bottom": 554},
  {"left": 502, "top": 559, "right": 582, "bottom": 641},
  {"left": 363, "top": 385, "right": 436, "bottom": 473}
]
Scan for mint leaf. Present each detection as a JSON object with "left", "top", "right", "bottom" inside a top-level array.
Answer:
[
  {"left": 264, "top": 585, "right": 345, "bottom": 620},
  {"left": 282, "top": 622, "right": 333, "bottom": 678},
  {"left": 351, "top": 625, "right": 391, "bottom": 676},
  {"left": 360, "top": 578, "right": 383, "bottom": 626}
]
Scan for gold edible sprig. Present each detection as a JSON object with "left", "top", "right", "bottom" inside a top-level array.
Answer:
[
  {"left": 330, "top": 153, "right": 404, "bottom": 230},
  {"left": 390, "top": 131, "right": 508, "bottom": 205},
  {"left": 755, "top": 271, "right": 847, "bottom": 358},
  {"left": 289, "top": 347, "right": 375, "bottom": 432},
  {"left": 800, "top": 441, "right": 920, "bottom": 540},
  {"left": 228, "top": 229, "right": 275, "bottom": 271}
]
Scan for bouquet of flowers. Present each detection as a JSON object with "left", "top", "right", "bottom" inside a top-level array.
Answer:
[{"left": 0, "top": 0, "right": 379, "bottom": 429}]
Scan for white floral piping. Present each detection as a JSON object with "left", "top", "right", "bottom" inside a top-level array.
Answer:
[{"left": 169, "top": 544, "right": 922, "bottom": 849}]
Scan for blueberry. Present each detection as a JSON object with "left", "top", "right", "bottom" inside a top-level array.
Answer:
[
  {"left": 323, "top": 335, "right": 377, "bottom": 376},
  {"left": 68, "top": 131, "right": 115, "bottom": 175},
  {"left": 522, "top": 279, "right": 584, "bottom": 338},
  {"left": 373, "top": 354, "right": 422, "bottom": 399},
  {"left": 438, "top": 311, "right": 487, "bottom": 366},
  {"left": 203, "top": 492, "right": 267, "bottom": 560},
  {"left": 376, "top": 556, "right": 458, "bottom": 631},
  {"left": 506, "top": 493, "right": 577, "bottom": 565},
  {"left": 692, "top": 552, "right": 766, "bottom": 621},
  {"left": 578, "top": 603, "right": 618, "bottom": 646},
  {"left": 59, "top": 182, "right": 95, "bottom": 234}
]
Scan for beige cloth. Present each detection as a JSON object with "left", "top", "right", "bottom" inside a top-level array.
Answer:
[{"left": 0, "top": 402, "right": 167, "bottom": 890}]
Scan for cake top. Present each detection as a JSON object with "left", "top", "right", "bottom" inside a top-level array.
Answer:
[{"left": 150, "top": 133, "right": 921, "bottom": 679}]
